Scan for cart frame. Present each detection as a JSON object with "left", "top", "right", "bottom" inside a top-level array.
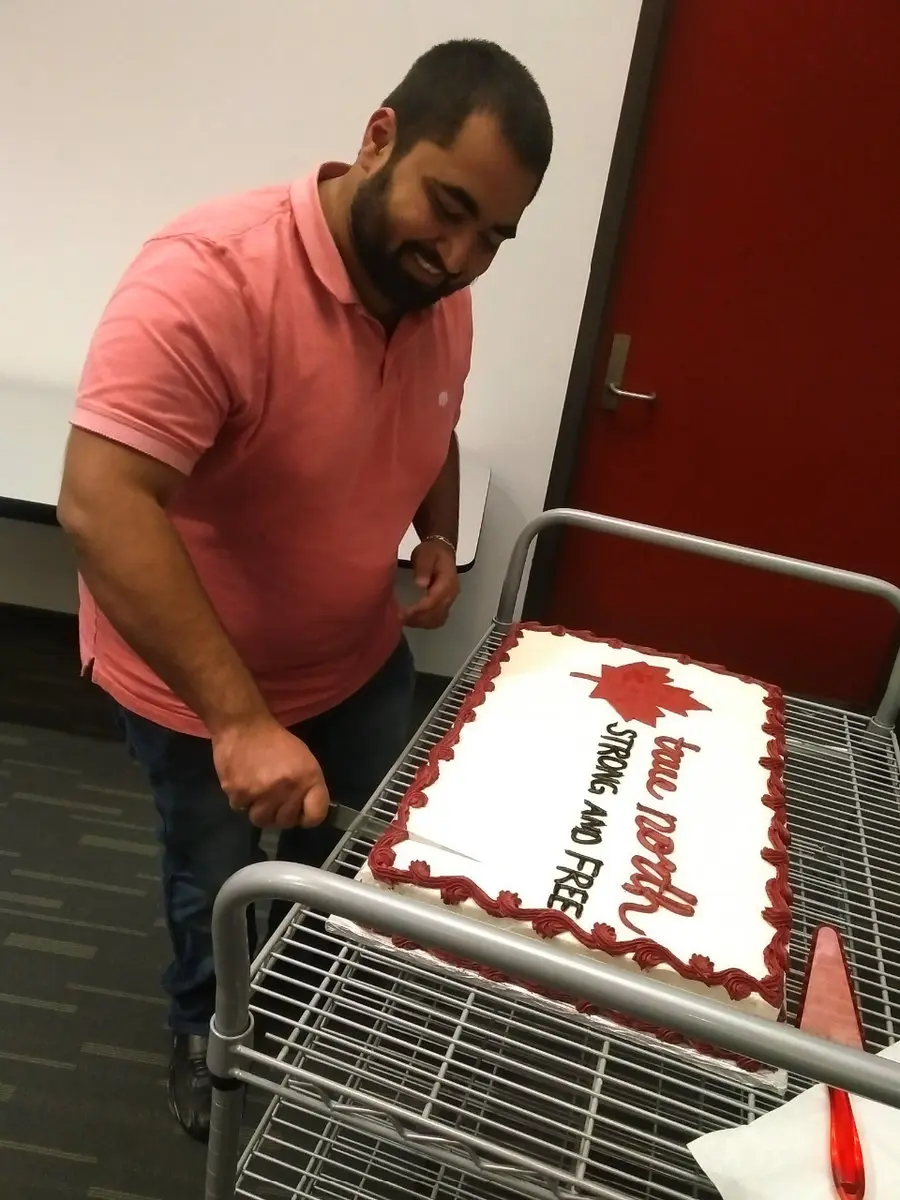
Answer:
[{"left": 204, "top": 508, "right": 900, "bottom": 1200}]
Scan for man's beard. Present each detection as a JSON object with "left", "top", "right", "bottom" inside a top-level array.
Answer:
[{"left": 349, "top": 166, "right": 461, "bottom": 315}]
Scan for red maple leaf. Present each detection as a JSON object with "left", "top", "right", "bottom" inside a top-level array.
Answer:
[{"left": 571, "top": 661, "right": 710, "bottom": 727}]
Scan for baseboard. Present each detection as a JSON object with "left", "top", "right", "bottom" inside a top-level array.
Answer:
[{"left": 0, "top": 599, "right": 78, "bottom": 628}]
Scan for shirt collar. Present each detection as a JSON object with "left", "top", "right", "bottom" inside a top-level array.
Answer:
[{"left": 290, "top": 162, "right": 360, "bottom": 306}]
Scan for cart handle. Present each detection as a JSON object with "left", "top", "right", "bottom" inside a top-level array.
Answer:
[
  {"left": 497, "top": 507, "right": 900, "bottom": 729},
  {"left": 210, "top": 863, "right": 900, "bottom": 1109}
]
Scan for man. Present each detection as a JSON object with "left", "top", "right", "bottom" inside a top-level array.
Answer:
[{"left": 57, "top": 38, "right": 552, "bottom": 1140}]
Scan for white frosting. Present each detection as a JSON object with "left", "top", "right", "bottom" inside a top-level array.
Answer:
[{"left": 361, "top": 628, "right": 786, "bottom": 1024}]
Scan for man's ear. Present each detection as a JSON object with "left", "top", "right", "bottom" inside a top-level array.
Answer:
[{"left": 358, "top": 107, "right": 397, "bottom": 174}]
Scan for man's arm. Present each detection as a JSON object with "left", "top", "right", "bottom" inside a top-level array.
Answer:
[
  {"left": 413, "top": 433, "right": 460, "bottom": 547},
  {"left": 402, "top": 435, "right": 461, "bottom": 630},
  {"left": 58, "top": 428, "right": 267, "bottom": 737},
  {"left": 59, "top": 429, "right": 328, "bottom": 828},
  {"left": 60, "top": 236, "right": 328, "bottom": 829}
]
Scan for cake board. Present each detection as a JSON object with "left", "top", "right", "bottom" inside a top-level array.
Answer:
[{"left": 328, "top": 612, "right": 793, "bottom": 1095}]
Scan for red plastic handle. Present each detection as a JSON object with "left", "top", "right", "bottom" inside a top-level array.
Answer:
[{"left": 829, "top": 1087, "right": 866, "bottom": 1199}]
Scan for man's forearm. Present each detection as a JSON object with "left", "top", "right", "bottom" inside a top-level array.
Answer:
[
  {"left": 65, "top": 491, "right": 268, "bottom": 736},
  {"left": 414, "top": 434, "right": 460, "bottom": 547}
]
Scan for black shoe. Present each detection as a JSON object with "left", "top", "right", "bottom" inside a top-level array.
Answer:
[{"left": 168, "top": 1033, "right": 211, "bottom": 1143}]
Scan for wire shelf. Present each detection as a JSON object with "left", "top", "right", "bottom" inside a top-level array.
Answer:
[{"left": 228, "top": 628, "right": 900, "bottom": 1200}]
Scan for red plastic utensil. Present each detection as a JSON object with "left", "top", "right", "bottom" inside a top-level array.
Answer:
[{"left": 796, "top": 924, "right": 867, "bottom": 1199}]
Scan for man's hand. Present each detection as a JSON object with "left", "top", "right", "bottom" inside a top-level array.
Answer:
[
  {"left": 211, "top": 716, "right": 330, "bottom": 829},
  {"left": 401, "top": 539, "right": 460, "bottom": 629}
]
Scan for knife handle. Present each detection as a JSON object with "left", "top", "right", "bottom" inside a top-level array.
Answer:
[{"left": 829, "top": 1087, "right": 865, "bottom": 1199}]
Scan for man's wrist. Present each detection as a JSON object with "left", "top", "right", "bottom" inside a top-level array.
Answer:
[
  {"left": 202, "top": 687, "right": 272, "bottom": 741},
  {"left": 420, "top": 532, "right": 457, "bottom": 558}
]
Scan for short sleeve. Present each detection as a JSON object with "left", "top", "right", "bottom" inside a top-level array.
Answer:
[{"left": 72, "top": 235, "right": 257, "bottom": 475}]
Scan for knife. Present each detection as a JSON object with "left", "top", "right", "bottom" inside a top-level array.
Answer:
[
  {"left": 328, "top": 802, "right": 392, "bottom": 839},
  {"left": 327, "top": 802, "right": 482, "bottom": 865},
  {"left": 796, "top": 923, "right": 867, "bottom": 1200}
]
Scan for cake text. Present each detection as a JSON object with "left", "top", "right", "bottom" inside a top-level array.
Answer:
[
  {"left": 646, "top": 735, "right": 700, "bottom": 801},
  {"left": 547, "top": 850, "right": 604, "bottom": 919},
  {"left": 618, "top": 804, "right": 698, "bottom": 936},
  {"left": 588, "top": 721, "right": 638, "bottom": 797},
  {"left": 545, "top": 723, "right": 638, "bottom": 919},
  {"left": 571, "top": 798, "right": 608, "bottom": 846}
]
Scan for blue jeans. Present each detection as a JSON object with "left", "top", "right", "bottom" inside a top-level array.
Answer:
[{"left": 116, "top": 638, "right": 415, "bottom": 1034}]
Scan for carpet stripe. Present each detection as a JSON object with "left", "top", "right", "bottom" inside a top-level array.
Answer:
[{"left": 5, "top": 933, "right": 97, "bottom": 960}]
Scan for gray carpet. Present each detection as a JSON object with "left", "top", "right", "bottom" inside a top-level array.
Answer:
[
  {"left": 0, "top": 720, "right": 210, "bottom": 1199},
  {"left": 0, "top": 670, "right": 446, "bottom": 1200}
]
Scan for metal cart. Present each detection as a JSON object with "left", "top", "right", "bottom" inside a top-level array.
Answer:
[{"left": 205, "top": 509, "right": 900, "bottom": 1200}]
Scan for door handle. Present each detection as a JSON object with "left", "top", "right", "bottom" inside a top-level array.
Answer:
[
  {"left": 601, "top": 333, "right": 658, "bottom": 411},
  {"left": 607, "top": 382, "right": 658, "bottom": 402}
]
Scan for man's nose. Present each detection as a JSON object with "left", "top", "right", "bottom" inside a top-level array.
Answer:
[{"left": 436, "top": 231, "right": 478, "bottom": 278}]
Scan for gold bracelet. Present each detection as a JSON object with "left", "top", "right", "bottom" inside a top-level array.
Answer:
[{"left": 421, "top": 533, "right": 457, "bottom": 557}]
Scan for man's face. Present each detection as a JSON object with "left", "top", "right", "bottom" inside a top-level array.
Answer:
[{"left": 349, "top": 111, "right": 538, "bottom": 315}]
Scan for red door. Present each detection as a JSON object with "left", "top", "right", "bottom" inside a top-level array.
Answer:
[{"left": 547, "top": 0, "right": 900, "bottom": 710}]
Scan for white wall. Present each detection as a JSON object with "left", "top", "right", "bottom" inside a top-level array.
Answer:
[{"left": 0, "top": 0, "right": 642, "bottom": 674}]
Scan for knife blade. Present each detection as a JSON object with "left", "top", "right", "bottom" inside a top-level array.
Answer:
[
  {"left": 327, "top": 803, "right": 482, "bottom": 865},
  {"left": 328, "top": 802, "right": 392, "bottom": 839},
  {"left": 796, "top": 923, "right": 867, "bottom": 1200}
]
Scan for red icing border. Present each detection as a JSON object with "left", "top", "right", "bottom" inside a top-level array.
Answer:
[{"left": 368, "top": 622, "right": 792, "bottom": 1069}]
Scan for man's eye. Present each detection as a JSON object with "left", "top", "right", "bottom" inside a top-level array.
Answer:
[{"left": 431, "top": 193, "right": 463, "bottom": 222}]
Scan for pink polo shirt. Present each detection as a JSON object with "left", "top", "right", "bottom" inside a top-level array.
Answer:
[{"left": 72, "top": 165, "right": 472, "bottom": 735}]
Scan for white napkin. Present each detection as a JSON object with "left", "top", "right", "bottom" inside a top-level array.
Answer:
[{"left": 688, "top": 1040, "right": 900, "bottom": 1199}]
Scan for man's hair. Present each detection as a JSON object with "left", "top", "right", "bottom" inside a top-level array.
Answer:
[{"left": 383, "top": 40, "right": 553, "bottom": 186}]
